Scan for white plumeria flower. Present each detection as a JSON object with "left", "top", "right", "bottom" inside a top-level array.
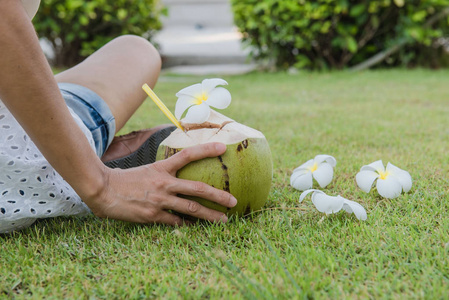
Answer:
[
  {"left": 175, "top": 78, "right": 232, "bottom": 124},
  {"left": 356, "top": 160, "right": 412, "bottom": 199},
  {"left": 300, "top": 189, "right": 367, "bottom": 221},
  {"left": 290, "top": 155, "right": 337, "bottom": 191}
]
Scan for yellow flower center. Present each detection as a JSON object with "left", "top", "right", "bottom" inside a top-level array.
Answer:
[
  {"left": 379, "top": 170, "right": 390, "bottom": 180},
  {"left": 308, "top": 163, "right": 318, "bottom": 172},
  {"left": 194, "top": 93, "right": 208, "bottom": 105}
]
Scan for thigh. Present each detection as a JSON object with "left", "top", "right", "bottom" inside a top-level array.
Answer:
[{"left": 55, "top": 35, "right": 162, "bottom": 133}]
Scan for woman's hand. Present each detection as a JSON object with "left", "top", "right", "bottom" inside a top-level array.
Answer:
[{"left": 87, "top": 142, "right": 237, "bottom": 226}]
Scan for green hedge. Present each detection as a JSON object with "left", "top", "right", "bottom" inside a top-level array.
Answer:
[
  {"left": 231, "top": 0, "right": 449, "bottom": 70},
  {"left": 33, "top": 0, "right": 165, "bottom": 67}
]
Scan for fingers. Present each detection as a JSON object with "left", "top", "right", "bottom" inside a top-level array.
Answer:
[
  {"left": 164, "top": 195, "right": 230, "bottom": 223},
  {"left": 154, "top": 211, "right": 186, "bottom": 226},
  {"left": 174, "top": 178, "right": 237, "bottom": 208},
  {"left": 153, "top": 144, "right": 238, "bottom": 223},
  {"left": 164, "top": 142, "right": 227, "bottom": 173}
]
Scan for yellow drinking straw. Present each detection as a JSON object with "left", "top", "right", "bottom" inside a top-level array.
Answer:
[{"left": 142, "top": 83, "right": 184, "bottom": 131}]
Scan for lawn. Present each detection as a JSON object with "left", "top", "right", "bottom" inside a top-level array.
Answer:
[{"left": 1, "top": 69, "right": 448, "bottom": 299}]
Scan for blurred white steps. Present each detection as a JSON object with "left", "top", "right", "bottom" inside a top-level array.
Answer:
[{"left": 154, "top": 0, "right": 254, "bottom": 74}]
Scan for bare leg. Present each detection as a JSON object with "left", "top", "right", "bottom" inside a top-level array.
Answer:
[{"left": 55, "top": 35, "right": 161, "bottom": 133}]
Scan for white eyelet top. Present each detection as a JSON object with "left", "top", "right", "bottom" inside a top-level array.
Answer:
[{"left": 0, "top": 98, "right": 94, "bottom": 233}]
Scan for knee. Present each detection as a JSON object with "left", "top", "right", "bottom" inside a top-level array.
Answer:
[{"left": 112, "top": 35, "right": 162, "bottom": 71}]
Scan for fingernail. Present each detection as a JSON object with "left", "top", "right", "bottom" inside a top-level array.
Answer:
[
  {"left": 230, "top": 196, "right": 238, "bottom": 207},
  {"left": 215, "top": 143, "right": 226, "bottom": 152},
  {"left": 221, "top": 214, "right": 228, "bottom": 223}
]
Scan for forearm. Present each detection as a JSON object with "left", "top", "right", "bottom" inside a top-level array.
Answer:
[{"left": 0, "top": 1, "right": 106, "bottom": 202}]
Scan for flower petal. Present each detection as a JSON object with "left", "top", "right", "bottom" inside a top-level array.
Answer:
[
  {"left": 360, "top": 160, "right": 385, "bottom": 173},
  {"left": 356, "top": 170, "right": 379, "bottom": 193},
  {"left": 182, "top": 103, "right": 210, "bottom": 124},
  {"left": 206, "top": 87, "right": 231, "bottom": 109},
  {"left": 341, "top": 198, "right": 367, "bottom": 221},
  {"left": 290, "top": 171, "right": 313, "bottom": 191},
  {"left": 290, "top": 168, "right": 309, "bottom": 184},
  {"left": 314, "top": 155, "right": 337, "bottom": 167},
  {"left": 313, "top": 163, "right": 334, "bottom": 188},
  {"left": 201, "top": 78, "right": 228, "bottom": 94},
  {"left": 310, "top": 191, "right": 344, "bottom": 214},
  {"left": 301, "top": 190, "right": 367, "bottom": 221},
  {"left": 299, "top": 189, "right": 319, "bottom": 203},
  {"left": 175, "top": 95, "right": 197, "bottom": 119},
  {"left": 386, "top": 162, "right": 412, "bottom": 193},
  {"left": 292, "top": 159, "right": 314, "bottom": 173},
  {"left": 376, "top": 176, "right": 402, "bottom": 199},
  {"left": 175, "top": 83, "right": 203, "bottom": 98}
]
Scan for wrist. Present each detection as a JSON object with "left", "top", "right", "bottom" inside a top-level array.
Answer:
[{"left": 70, "top": 159, "right": 109, "bottom": 210}]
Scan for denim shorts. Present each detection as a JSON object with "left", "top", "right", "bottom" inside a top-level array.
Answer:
[{"left": 58, "top": 83, "right": 116, "bottom": 157}]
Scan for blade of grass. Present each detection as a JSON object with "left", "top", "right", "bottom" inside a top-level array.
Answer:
[
  {"left": 179, "top": 232, "right": 267, "bottom": 299},
  {"left": 258, "top": 230, "right": 302, "bottom": 294}
]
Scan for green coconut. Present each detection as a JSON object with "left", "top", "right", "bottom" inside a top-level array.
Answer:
[{"left": 156, "top": 110, "right": 273, "bottom": 216}]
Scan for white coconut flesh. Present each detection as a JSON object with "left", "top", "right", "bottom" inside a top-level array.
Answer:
[{"left": 160, "top": 110, "right": 265, "bottom": 148}]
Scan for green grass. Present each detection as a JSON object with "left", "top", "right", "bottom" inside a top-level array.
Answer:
[{"left": 2, "top": 69, "right": 448, "bottom": 299}]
